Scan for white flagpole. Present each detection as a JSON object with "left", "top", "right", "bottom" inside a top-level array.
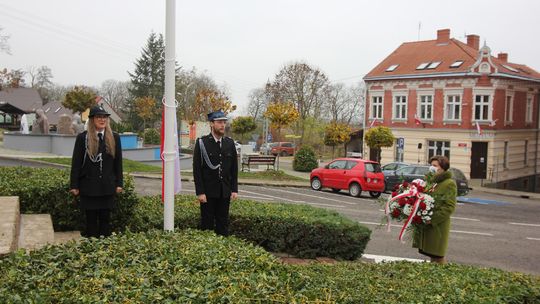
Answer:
[{"left": 163, "top": 0, "right": 176, "bottom": 231}]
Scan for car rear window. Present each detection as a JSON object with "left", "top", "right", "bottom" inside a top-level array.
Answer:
[
  {"left": 345, "top": 161, "right": 357, "bottom": 170},
  {"left": 383, "top": 163, "right": 396, "bottom": 171},
  {"left": 365, "top": 163, "right": 381, "bottom": 173}
]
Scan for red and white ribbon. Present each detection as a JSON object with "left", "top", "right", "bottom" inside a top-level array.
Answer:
[{"left": 385, "top": 185, "right": 422, "bottom": 241}]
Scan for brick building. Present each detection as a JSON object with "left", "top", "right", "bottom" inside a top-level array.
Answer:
[{"left": 364, "top": 29, "right": 540, "bottom": 190}]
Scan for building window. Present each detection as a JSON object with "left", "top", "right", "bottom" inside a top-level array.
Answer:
[
  {"left": 445, "top": 95, "right": 461, "bottom": 120},
  {"left": 393, "top": 95, "right": 407, "bottom": 120},
  {"left": 526, "top": 97, "right": 533, "bottom": 123},
  {"left": 371, "top": 96, "right": 383, "bottom": 119},
  {"left": 427, "top": 140, "right": 450, "bottom": 160},
  {"left": 395, "top": 138, "right": 404, "bottom": 162},
  {"left": 474, "top": 95, "right": 490, "bottom": 121},
  {"left": 524, "top": 140, "right": 528, "bottom": 166},
  {"left": 504, "top": 95, "right": 513, "bottom": 125},
  {"left": 503, "top": 141, "right": 509, "bottom": 169},
  {"left": 419, "top": 95, "right": 433, "bottom": 120}
]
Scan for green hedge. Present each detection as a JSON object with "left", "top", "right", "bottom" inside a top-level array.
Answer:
[
  {"left": 1, "top": 230, "right": 538, "bottom": 303},
  {"left": 0, "top": 167, "right": 138, "bottom": 232},
  {"left": 293, "top": 145, "right": 319, "bottom": 172},
  {"left": 128, "top": 195, "right": 371, "bottom": 260}
]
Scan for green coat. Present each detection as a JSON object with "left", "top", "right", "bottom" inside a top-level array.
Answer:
[{"left": 413, "top": 170, "right": 457, "bottom": 257}]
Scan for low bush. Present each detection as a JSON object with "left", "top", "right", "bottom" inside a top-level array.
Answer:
[
  {"left": 143, "top": 128, "right": 160, "bottom": 145},
  {"left": 0, "top": 167, "right": 138, "bottom": 232},
  {"left": 293, "top": 145, "right": 319, "bottom": 172},
  {"left": 128, "top": 195, "right": 371, "bottom": 260},
  {"left": 1, "top": 230, "right": 538, "bottom": 303}
]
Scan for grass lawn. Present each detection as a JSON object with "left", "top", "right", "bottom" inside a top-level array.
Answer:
[{"left": 31, "top": 157, "right": 162, "bottom": 173}]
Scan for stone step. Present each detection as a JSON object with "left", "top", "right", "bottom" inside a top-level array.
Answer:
[
  {"left": 18, "top": 214, "right": 54, "bottom": 251},
  {"left": 0, "top": 197, "right": 20, "bottom": 255}
]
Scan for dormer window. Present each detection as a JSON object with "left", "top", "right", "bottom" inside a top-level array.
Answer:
[
  {"left": 426, "top": 61, "right": 441, "bottom": 69},
  {"left": 45, "top": 107, "right": 50, "bottom": 113},
  {"left": 416, "top": 63, "right": 430, "bottom": 70},
  {"left": 386, "top": 64, "right": 399, "bottom": 72},
  {"left": 54, "top": 107, "right": 61, "bottom": 113},
  {"left": 450, "top": 60, "right": 464, "bottom": 68}
]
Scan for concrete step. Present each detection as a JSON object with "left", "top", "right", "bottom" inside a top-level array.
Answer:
[
  {"left": 0, "top": 197, "right": 20, "bottom": 255},
  {"left": 18, "top": 214, "right": 54, "bottom": 251},
  {"left": 54, "top": 231, "right": 81, "bottom": 245}
]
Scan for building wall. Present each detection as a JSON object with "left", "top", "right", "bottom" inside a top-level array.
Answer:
[{"left": 366, "top": 77, "right": 540, "bottom": 182}]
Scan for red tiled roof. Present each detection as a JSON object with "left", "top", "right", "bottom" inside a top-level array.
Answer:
[{"left": 365, "top": 37, "right": 540, "bottom": 81}]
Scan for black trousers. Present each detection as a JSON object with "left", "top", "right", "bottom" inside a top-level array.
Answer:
[
  {"left": 200, "top": 197, "right": 230, "bottom": 236},
  {"left": 85, "top": 209, "right": 111, "bottom": 238}
]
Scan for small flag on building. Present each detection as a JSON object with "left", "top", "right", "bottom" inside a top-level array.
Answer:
[
  {"left": 489, "top": 119, "right": 498, "bottom": 127},
  {"left": 476, "top": 121, "right": 483, "bottom": 135},
  {"left": 414, "top": 114, "right": 422, "bottom": 125},
  {"left": 160, "top": 108, "right": 182, "bottom": 202},
  {"left": 370, "top": 118, "right": 377, "bottom": 127}
]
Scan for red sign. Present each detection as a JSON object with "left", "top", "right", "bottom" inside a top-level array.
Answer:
[{"left": 458, "top": 143, "right": 467, "bottom": 147}]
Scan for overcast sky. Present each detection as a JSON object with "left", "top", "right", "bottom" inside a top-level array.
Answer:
[{"left": 1, "top": 0, "right": 539, "bottom": 113}]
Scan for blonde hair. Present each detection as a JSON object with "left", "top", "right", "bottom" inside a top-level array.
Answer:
[{"left": 87, "top": 117, "right": 116, "bottom": 158}]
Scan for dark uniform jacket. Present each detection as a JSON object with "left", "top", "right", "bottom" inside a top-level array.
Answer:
[
  {"left": 193, "top": 134, "right": 238, "bottom": 198},
  {"left": 70, "top": 131, "right": 123, "bottom": 197}
]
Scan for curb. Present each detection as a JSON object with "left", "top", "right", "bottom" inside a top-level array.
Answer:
[{"left": 128, "top": 172, "right": 311, "bottom": 189}]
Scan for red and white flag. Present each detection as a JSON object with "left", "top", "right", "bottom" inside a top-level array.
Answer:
[
  {"left": 489, "top": 119, "right": 498, "bottom": 127},
  {"left": 476, "top": 121, "right": 483, "bottom": 135},
  {"left": 414, "top": 114, "right": 422, "bottom": 125},
  {"left": 370, "top": 118, "right": 377, "bottom": 127},
  {"left": 160, "top": 108, "right": 182, "bottom": 202}
]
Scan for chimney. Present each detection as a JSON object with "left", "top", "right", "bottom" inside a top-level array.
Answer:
[
  {"left": 498, "top": 53, "right": 508, "bottom": 63},
  {"left": 467, "top": 34, "right": 480, "bottom": 50},
  {"left": 436, "top": 29, "right": 450, "bottom": 44}
]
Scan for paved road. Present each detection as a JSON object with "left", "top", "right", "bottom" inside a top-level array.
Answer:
[{"left": 135, "top": 177, "right": 540, "bottom": 275}]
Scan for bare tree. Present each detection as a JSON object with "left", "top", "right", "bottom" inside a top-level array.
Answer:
[
  {"left": 26, "top": 66, "right": 54, "bottom": 102},
  {"left": 99, "top": 79, "right": 131, "bottom": 113},
  {"left": 265, "top": 62, "right": 330, "bottom": 142},
  {"left": 247, "top": 87, "right": 269, "bottom": 120},
  {"left": 325, "top": 82, "right": 364, "bottom": 125},
  {"left": 0, "top": 27, "right": 10, "bottom": 55},
  {"left": 176, "top": 67, "right": 220, "bottom": 122}
]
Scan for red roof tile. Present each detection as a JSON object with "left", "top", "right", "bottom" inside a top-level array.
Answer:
[{"left": 365, "top": 37, "right": 540, "bottom": 81}]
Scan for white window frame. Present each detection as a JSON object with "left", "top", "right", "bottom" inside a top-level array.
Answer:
[
  {"left": 416, "top": 88, "right": 434, "bottom": 123},
  {"left": 526, "top": 94, "right": 534, "bottom": 124},
  {"left": 443, "top": 89, "right": 463, "bottom": 123},
  {"left": 418, "top": 95, "right": 434, "bottom": 121},
  {"left": 504, "top": 93, "right": 514, "bottom": 126},
  {"left": 472, "top": 89, "right": 494, "bottom": 123},
  {"left": 427, "top": 140, "right": 451, "bottom": 160},
  {"left": 392, "top": 94, "right": 407, "bottom": 121},
  {"left": 370, "top": 91, "right": 384, "bottom": 120}
]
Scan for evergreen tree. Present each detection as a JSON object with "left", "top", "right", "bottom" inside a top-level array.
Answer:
[{"left": 127, "top": 32, "right": 165, "bottom": 130}]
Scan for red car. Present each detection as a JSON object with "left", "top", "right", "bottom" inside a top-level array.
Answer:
[
  {"left": 310, "top": 158, "right": 385, "bottom": 198},
  {"left": 270, "top": 142, "right": 296, "bottom": 156}
]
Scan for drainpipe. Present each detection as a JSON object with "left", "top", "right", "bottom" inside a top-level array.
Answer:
[{"left": 535, "top": 93, "right": 540, "bottom": 192}]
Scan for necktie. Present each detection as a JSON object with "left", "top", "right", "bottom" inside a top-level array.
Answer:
[
  {"left": 98, "top": 133, "right": 104, "bottom": 153},
  {"left": 217, "top": 140, "right": 221, "bottom": 148}
]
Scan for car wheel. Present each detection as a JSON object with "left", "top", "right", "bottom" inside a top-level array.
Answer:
[
  {"left": 280, "top": 151, "right": 287, "bottom": 156},
  {"left": 349, "top": 182, "right": 361, "bottom": 197},
  {"left": 369, "top": 191, "right": 382, "bottom": 198},
  {"left": 331, "top": 188, "right": 340, "bottom": 193},
  {"left": 311, "top": 177, "right": 322, "bottom": 191}
]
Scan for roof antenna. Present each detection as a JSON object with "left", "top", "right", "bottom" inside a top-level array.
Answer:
[{"left": 418, "top": 22, "right": 421, "bottom": 41}]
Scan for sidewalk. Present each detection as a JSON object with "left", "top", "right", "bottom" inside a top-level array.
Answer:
[{"left": 1, "top": 141, "right": 539, "bottom": 199}]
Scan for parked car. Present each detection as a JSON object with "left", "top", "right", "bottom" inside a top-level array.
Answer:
[
  {"left": 381, "top": 162, "right": 410, "bottom": 176},
  {"left": 259, "top": 143, "right": 272, "bottom": 155},
  {"left": 270, "top": 142, "right": 296, "bottom": 156},
  {"left": 384, "top": 165, "right": 470, "bottom": 196},
  {"left": 310, "top": 158, "right": 385, "bottom": 198}
]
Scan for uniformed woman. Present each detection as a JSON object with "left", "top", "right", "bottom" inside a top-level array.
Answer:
[{"left": 69, "top": 105, "right": 123, "bottom": 238}]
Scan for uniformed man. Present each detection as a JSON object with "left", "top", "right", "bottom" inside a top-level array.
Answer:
[{"left": 193, "top": 110, "right": 238, "bottom": 236}]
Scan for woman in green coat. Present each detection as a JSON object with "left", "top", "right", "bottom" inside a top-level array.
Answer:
[{"left": 413, "top": 155, "right": 457, "bottom": 264}]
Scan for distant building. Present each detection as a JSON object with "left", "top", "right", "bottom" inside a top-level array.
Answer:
[{"left": 364, "top": 29, "right": 540, "bottom": 191}]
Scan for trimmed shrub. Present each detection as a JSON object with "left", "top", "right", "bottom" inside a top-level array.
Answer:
[
  {"left": 293, "top": 145, "right": 318, "bottom": 172},
  {"left": 0, "top": 167, "right": 138, "bottom": 232},
  {"left": 0, "top": 230, "right": 538, "bottom": 303},
  {"left": 128, "top": 195, "right": 371, "bottom": 260},
  {"left": 143, "top": 128, "right": 160, "bottom": 145}
]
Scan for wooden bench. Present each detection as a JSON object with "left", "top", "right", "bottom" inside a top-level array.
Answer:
[{"left": 241, "top": 155, "right": 277, "bottom": 172}]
